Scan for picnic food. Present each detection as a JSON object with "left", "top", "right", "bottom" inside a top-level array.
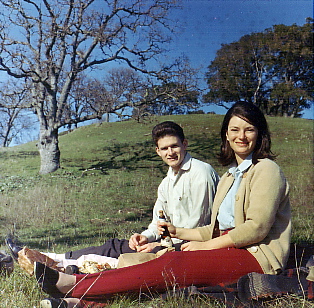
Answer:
[{"left": 79, "top": 260, "right": 112, "bottom": 274}]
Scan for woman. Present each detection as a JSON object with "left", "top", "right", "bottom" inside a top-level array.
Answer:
[{"left": 36, "top": 102, "right": 291, "bottom": 308}]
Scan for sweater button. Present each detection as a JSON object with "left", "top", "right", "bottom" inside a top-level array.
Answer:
[
  {"left": 235, "top": 196, "right": 239, "bottom": 201},
  {"left": 250, "top": 246, "right": 258, "bottom": 253}
]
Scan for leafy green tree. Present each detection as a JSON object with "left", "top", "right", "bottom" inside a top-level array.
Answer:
[{"left": 203, "top": 19, "right": 313, "bottom": 117}]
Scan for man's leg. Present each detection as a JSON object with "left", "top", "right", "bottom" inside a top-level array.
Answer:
[{"left": 64, "top": 239, "right": 135, "bottom": 259}]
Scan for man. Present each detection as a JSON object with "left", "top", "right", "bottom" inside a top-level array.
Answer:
[
  {"left": 128, "top": 120, "right": 219, "bottom": 253},
  {"left": 6, "top": 121, "right": 219, "bottom": 263}
]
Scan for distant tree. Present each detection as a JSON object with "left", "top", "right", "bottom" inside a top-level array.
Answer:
[
  {"left": 142, "top": 82, "right": 199, "bottom": 116},
  {"left": 66, "top": 75, "right": 112, "bottom": 128},
  {"left": 0, "top": 79, "right": 35, "bottom": 147},
  {"left": 203, "top": 19, "right": 313, "bottom": 117},
  {"left": 66, "top": 63, "right": 200, "bottom": 126},
  {"left": 188, "top": 110, "right": 205, "bottom": 115},
  {"left": 0, "top": 0, "right": 181, "bottom": 173},
  {"left": 104, "top": 68, "right": 145, "bottom": 121},
  {"left": 133, "top": 57, "right": 201, "bottom": 119},
  {"left": 72, "top": 62, "right": 200, "bottom": 123}
]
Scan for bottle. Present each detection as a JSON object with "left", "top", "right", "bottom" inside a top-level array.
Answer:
[{"left": 158, "top": 210, "right": 173, "bottom": 248}]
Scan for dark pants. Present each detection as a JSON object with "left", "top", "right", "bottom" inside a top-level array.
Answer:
[{"left": 64, "top": 238, "right": 182, "bottom": 259}]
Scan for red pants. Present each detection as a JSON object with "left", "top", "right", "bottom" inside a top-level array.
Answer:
[{"left": 71, "top": 248, "right": 263, "bottom": 300}]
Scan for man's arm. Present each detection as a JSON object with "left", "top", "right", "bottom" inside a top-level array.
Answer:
[{"left": 140, "top": 180, "right": 167, "bottom": 243}]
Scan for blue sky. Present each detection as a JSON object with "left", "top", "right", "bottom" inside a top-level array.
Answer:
[
  {"left": 169, "top": 0, "right": 313, "bottom": 118},
  {"left": 1, "top": 0, "right": 312, "bottom": 122}
]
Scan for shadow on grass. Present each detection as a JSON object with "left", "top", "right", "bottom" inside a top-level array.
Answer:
[
  {"left": 85, "top": 135, "right": 221, "bottom": 176},
  {"left": 12, "top": 203, "right": 155, "bottom": 251},
  {"left": 0, "top": 151, "right": 39, "bottom": 158},
  {"left": 18, "top": 227, "right": 120, "bottom": 251}
]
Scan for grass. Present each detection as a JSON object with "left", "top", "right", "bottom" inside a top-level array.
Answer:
[{"left": 0, "top": 114, "right": 313, "bottom": 307}]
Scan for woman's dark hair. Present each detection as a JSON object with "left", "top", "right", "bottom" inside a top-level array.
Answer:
[
  {"left": 218, "top": 102, "right": 275, "bottom": 166},
  {"left": 152, "top": 121, "right": 185, "bottom": 146}
]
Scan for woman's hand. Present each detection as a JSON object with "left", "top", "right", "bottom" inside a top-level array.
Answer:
[
  {"left": 181, "top": 234, "right": 236, "bottom": 251},
  {"left": 181, "top": 241, "right": 211, "bottom": 251},
  {"left": 157, "top": 221, "right": 177, "bottom": 237}
]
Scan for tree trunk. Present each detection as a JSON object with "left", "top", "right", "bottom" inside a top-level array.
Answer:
[{"left": 38, "top": 127, "right": 60, "bottom": 174}]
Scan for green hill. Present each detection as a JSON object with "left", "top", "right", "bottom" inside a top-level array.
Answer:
[
  {"left": 0, "top": 114, "right": 313, "bottom": 246},
  {"left": 0, "top": 114, "right": 312, "bottom": 307}
]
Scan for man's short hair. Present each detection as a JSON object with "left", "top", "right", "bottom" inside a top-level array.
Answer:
[{"left": 152, "top": 121, "right": 185, "bottom": 146}]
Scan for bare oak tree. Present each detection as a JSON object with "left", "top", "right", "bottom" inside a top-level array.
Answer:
[
  {"left": 101, "top": 58, "right": 201, "bottom": 121},
  {"left": 0, "top": 79, "right": 35, "bottom": 147},
  {"left": 70, "top": 64, "right": 200, "bottom": 124},
  {"left": 0, "top": 0, "right": 179, "bottom": 173}
]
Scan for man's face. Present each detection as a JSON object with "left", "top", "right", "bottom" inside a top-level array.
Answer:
[{"left": 156, "top": 135, "right": 188, "bottom": 173}]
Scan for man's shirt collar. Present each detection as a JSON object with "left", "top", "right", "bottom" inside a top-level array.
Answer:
[{"left": 168, "top": 152, "right": 191, "bottom": 178}]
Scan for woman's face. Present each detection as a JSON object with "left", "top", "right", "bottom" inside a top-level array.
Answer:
[{"left": 226, "top": 116, "right": 258, "bottom": 164}]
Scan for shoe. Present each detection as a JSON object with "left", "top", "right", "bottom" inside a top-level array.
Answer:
[
  {"left": 0, "top": 251, "right": 13, "bottom": 264},
  {"left": 0, "top": 251, "right": 14, "bottom": 276},
  {"left": 34, "top": 262, "right": 64, "bottom": 297},
  {"left": 40, "top": 298, "right": 68, "bottom": 308},
  {"left": 65, "top": 265, "right": 80, "bottom": 275},
  {"left": 5, "top": 237, "right": 23, "bottom": 261}
]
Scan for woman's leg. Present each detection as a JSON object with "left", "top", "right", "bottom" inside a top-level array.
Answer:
[
  {"left": 40, "top": 297, "right": 108, "bottom": 308},
  {"left": 71, "top": 249, "right": 262, "bottom": 299}
]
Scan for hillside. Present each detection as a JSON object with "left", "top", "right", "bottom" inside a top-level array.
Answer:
[
  {"left": 0, "top": 115, "right": 314, "bottom": 242},
  {"left": 0, "top": 114, "right": 313, "bottom": 245},
  {"left": 0, "top": 114, "right": 313, "bottom": 307}
]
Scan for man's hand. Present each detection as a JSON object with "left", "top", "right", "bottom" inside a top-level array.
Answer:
[
  {"left": 129, "top": 233, "right": 160, "bottom": 252},
  {"left": 128, "top": 233, "right": 148, "bottom": 250},
  {"left": 135, "top": 242, "right": 160, "bottom": 253}
]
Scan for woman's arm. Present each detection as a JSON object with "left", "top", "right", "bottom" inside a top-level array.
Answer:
[
  {"left": 181, "top": 233, "right": 235, "bottom": 251},
  {"left": 158, "top": 221, "right": 203, "bottom": 241},
  {"left": 158, "top": 221, "right": 236, "bottom": 251}
]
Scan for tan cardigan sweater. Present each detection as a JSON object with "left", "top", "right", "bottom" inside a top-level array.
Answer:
[{"left": 197, "top": 158, "right": 291, "bottom": 274}]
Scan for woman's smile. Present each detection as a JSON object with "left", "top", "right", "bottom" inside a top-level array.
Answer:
[{"left": 226, "top": 116, "right": 258, "bottom": 164}]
